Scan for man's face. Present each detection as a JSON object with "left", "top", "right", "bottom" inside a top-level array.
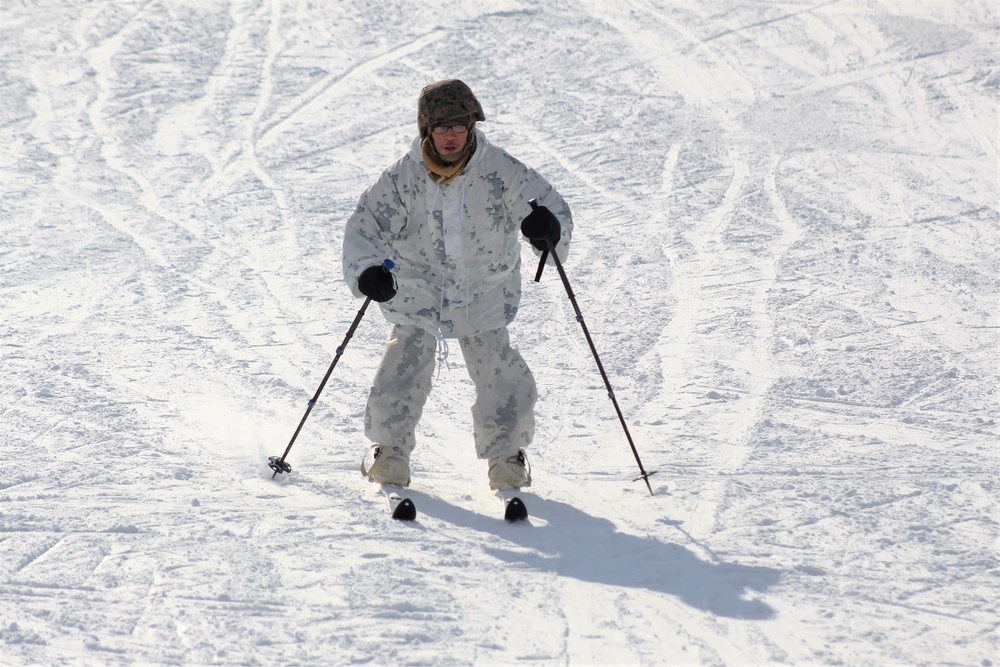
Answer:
[{"left": 431, "top": 124, "right": 469, "bottom": 162}]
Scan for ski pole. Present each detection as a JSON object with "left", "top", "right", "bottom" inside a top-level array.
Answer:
[
  {"left": 268, "top": 259, "right": 394, "bottom": 478},
  {"left": 527, "top": 200, "right": 656, "bottom": 494}
]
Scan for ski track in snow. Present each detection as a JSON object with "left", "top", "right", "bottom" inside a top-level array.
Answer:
[{"left": 1, "top": 0, "right": 998, "bottom": 665}]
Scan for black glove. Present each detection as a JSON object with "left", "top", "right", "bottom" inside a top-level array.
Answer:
[
  {"left": 520, "top": 204, "right": 561, "bottom": 252},
  {"left": 358, "top": 265, "right": 396, "bottom": 302}
]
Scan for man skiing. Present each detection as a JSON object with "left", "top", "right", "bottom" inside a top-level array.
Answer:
[{"left": 342, "top": 79, "right": 572, "bottom": 492}]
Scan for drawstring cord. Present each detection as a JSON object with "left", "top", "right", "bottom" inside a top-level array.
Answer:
[{"left": 435, "top": 334, "right": 450, "bottom": 379}]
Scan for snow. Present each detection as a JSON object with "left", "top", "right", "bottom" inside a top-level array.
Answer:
[{"left": 1, "top": 0, "right": 998, "bottom": 664}]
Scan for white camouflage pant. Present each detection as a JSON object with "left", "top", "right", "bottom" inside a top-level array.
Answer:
[{"left": 365, "top": 324, "right": 537, "bottom": 459}]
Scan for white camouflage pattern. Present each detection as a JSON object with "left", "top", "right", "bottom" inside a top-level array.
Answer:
[
  {"left": 343, "top": 129, "right": 573, "bottom": 339},
  {"left": 365, "top": 325, "right": 537, "bottom": 459}
]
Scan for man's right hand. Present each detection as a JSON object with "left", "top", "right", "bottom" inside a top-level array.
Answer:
[{"left": 358, "top": 265, "right": 397, "bottom": 302}]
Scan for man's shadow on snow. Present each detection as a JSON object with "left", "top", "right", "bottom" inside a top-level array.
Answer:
[{"left": 414, "top": 493, "right": 780, "bottom": 620}]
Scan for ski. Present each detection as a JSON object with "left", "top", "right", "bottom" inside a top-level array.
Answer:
[
  {"left": 496, "top": 486, "right": 529, "bottom": 522},
  {"left": 381, "top": 484, "right": 416, "bottom": 521}
]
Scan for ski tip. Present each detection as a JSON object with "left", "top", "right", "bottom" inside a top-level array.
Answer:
[
  {"left": 392, "top": 498, "right": 417, "bottom": 521},
  {"left": 504, "top": 497, "right": 529, "bottom": 523}
]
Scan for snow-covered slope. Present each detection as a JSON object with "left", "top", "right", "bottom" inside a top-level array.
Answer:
[{"left": 2, "top": 0, "right": 997, "bottom": 664}]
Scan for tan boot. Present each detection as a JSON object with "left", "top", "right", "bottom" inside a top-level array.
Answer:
[
  {"left": 361, "top": 445, "right": 411, "bottom": 487},
  {"left": 488, "top": 449, "right": 531, "bottom": 490}
]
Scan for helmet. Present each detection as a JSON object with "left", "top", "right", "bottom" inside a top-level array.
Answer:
[{"left": 417, "top": 79, "right": 485, "bottom": 138}]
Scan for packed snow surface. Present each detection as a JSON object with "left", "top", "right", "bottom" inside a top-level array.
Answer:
[{"left": 2, "top": 0, "right": 998, "bottom": 665}]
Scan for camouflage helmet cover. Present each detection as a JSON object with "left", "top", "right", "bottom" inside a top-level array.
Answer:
[{"left": 417, "top": 79, "right": 485, "bottom": 138}]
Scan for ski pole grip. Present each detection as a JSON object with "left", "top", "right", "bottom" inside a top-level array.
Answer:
[{"left": 527, "top": 199, "right": 548, "bottom": 282}]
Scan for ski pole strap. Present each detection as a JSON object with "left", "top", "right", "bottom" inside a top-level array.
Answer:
[{"left": 534, "top": 249, "right": 548, "bottom": 283}]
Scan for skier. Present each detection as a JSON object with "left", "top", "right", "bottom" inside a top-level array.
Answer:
[{"left": 342, "top": 79, "right": 572, "bottom": 492}]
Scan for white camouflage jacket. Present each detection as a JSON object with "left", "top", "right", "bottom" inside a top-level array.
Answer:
[{"left": 342, "top": 129, "right": 573, "bottom": 339}]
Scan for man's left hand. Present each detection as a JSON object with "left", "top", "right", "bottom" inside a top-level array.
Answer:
[{"left": 521, "top": 205, "right": 561, "bottom": 252}]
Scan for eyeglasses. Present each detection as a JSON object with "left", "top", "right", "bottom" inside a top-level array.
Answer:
[{"left": 431, "top": 124, "right": 470, "bottom": 135}]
